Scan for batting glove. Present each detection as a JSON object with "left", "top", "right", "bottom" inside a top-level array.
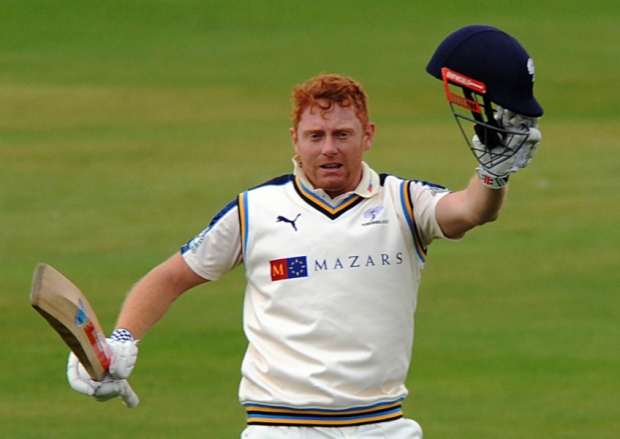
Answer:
[
  {"left": 66, "top": 329, "right": 139, "bottom": 407},
  {"left": 473, "top": 106, "right": 542, "bottom": 188},
  {"left": 108, "top": 329, "right": 139, "bottom": 380},
  {"left": 67, "top": 353, "right": 139, "bottom": 407}
]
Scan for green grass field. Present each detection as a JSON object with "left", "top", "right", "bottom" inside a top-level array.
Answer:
[{"left": 2, "top": 1, "right": 619, "bottom": 437}]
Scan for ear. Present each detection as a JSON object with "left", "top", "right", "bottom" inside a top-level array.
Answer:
[
  {"left": 290, "top": 127, "right": 300, "bottom": 154},
  {"left": 362, "top": 122, "right": 376, "bottom": 151}
]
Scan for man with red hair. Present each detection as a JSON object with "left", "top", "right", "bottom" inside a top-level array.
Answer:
[{"left": 67, "top": 26, "right": 543, "bottom": 438}]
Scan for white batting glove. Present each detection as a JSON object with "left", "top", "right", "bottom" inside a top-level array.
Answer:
[
  {"left": 474, "top": 106, "right": 542, "bottom": 188},
  {"left": 107, "top": 329, "right": 139, "bottom": 380},
  {"left": 66, "top": 329, "right": 139, "bottom": 407},
  {"left": 67, "top": 353, "right": 138, "bottom": 407}
]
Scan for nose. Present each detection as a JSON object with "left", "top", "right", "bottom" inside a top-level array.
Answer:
[{"left": 321, "top": 135, "right": 337, "bottom": 155}]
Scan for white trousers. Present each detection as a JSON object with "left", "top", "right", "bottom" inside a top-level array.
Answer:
[{"left": 241, "top": 418, "right": 422, "bottom": 439}]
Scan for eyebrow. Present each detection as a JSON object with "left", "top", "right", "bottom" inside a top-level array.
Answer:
[{"left": 301, "top": 125, "right": 356, "bottom": 134}]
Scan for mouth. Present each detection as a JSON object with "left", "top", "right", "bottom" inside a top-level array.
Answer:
[{"left": 320, "top": 163, "right": 343, "bottom": 170}]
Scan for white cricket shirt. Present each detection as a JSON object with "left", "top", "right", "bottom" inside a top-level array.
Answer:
[{"left": 182, "top": 159, "right": 450, "bottom": 426}]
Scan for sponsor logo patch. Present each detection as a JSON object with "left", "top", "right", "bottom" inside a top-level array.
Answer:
[
  {"left": 270, "top": 256, "right": 308, "bottom": 281},
  {"left": 75, "top": 299, "right": 89, "bottom": 327},
  {"left": 276, "top": 213, "right": 301, "bottom": 231}
]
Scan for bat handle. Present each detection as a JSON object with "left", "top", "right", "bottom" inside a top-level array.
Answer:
[
  {"left": 100, "top": 336, "right": 139, "bottom": 408},
  {"left": 120, "top": 381, "right": 140, "bottom": 408}
]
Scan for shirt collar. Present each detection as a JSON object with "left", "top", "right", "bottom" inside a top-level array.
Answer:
[{"left": 292, "top": 155, "right": 380, "bottom": 203}]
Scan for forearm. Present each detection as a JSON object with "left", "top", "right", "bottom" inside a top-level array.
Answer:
[
  {"left": 115, "top": 252, "right": 207, "bottom": 339},
  {"left": 463, "top": 174, "right": 507, "bottom": 223},
  {"left": 436, "top": 175, "right": 507, "bottom": 239},
  {"left": 115, "top": 274, "right": 179, "bottom": 340}
]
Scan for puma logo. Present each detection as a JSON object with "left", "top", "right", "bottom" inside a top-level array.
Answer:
[{"left": 276, "top": 214, "right": 301, "bottom": 231}]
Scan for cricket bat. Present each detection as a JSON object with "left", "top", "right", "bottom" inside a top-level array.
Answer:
[{"left": 30, "top": 263, "right": 139, "bottom": 408}]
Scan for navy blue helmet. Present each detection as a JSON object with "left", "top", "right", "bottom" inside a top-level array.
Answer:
[{"left": 427, "top": 24, "right": 543, "bottom": 118}]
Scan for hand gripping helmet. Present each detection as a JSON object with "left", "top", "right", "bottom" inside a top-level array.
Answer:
[{"left": 426, "top": 25, "right": 543, "bottom": 149}]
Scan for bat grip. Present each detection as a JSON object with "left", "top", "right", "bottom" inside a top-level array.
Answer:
[{"left": 121, "top": 382, "right": 140, "bottom": 408}]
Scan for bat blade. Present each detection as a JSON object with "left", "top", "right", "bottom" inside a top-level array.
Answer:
[
  {"left": 30, "top": 263, "right": 139, "bottom": 408},
  {"left": 30, "top": 263, "right": 110, "bottom": 380}
]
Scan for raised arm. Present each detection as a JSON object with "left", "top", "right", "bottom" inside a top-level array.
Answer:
[
  {"left": 436, "top": 107, "right": 542, "bottom": 239},
  {"left": 435, "top": 175, "right": 506, "bottom": 239}
]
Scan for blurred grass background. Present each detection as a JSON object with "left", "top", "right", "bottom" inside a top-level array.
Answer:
[{"left": 1, "top": 1, "right": 619, "bottom": 437}]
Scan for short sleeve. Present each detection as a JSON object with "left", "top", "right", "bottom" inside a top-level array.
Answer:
[
  {"left": 409, "top": 181, "right": 451, "bottom": 246},
  {"left": 181, "top": 199, "right": 243, "bottom": 281}
]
